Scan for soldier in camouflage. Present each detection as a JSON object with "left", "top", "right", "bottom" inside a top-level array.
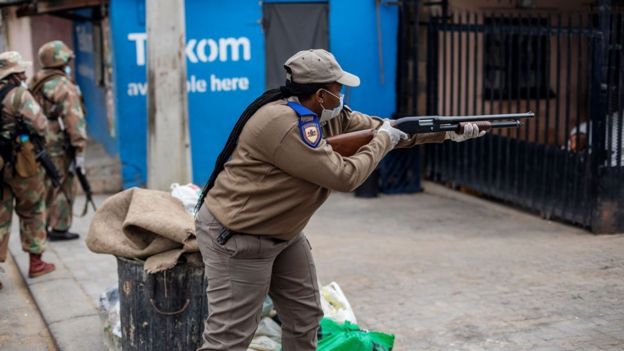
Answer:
[
  {"left": 30, "top": 40, "right": 87, "bottom": 241},
  {"left": 0, "top": 51, "right": 56, "bottom": 287}
]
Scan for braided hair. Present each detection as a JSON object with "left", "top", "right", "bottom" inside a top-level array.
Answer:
[{"left": 194, "top": 79, "right": 329, "bottom": 214}]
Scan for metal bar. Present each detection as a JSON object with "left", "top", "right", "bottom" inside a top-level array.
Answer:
[
  {"left": 582, "top": 12, "right": 594, "bottom": 224},
  {"left": 487, "top": 15, "right": 495, "bottom": 192},
  {"left": 544, "top": 14, "right": 554, "bottom": 214},
  {"left": 450, "top": 12, "right": 457, "bottom": 181},
  {"left": 521, "top": 15, "right": 532, "bottom": 205},
  {"left": 494, "top": 14, "right": 506, "bottom": 192},
  {"left": 561, "top": 15, "right": 573, "bottom": 217},
  {"left": 504, "top": 13, "right": 514, "bottom": 197},
  {"left": 548, "top": 13, "right": 563, "bottom": 217},
  {"left": 442, "top": 14, "right": 449, "bottom": 178},
  {"left": 480, "top": 12, "right": 487, "bottom": 194},
  {"left": 472, "top": 12, "right": 479, "bottom": 184},
  {"left": 618, "top": 14, "right": 624, "bottom": 167},
  {"left": 535, "top": 15, "right": 542, "bottom": 145},
  {"left": 514, "top": 13, "right": 524, "bottom": 198},
  {"left": 426, "top": 12, "right": 435, "bottom": 177},
  {"left": 605, "top": 13, "right": 614, "bottom": 167},
  {"left": 456, "top": 12, "right": 463, "bottom": 182},
  {"left": 555, "top": 14, "right": 562, "bottom": 146},
  {"left": 449, "top": 14, "right": 457, "bottom": 114},
  {"left": 545, "top": 14, "right": 552, "bottom": 146},
  {"left": 434, "top": 16, "right": 442, "bottom": 177},
  {"left": 584, "top": 12, "right": 593, "bottom": 223},
  {"left": 533, "top": 14, "right": 543, "bottom": 208},
  {"left": 462, "top": 12, "right": 476, "bottom": 183},
  {"left": 573, "top": 14, "right": 584, "bottom": 212}
]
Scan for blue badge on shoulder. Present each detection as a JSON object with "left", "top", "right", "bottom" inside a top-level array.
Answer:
[{"left": 286, "top": 101, "right": 322, "bottom": 148}]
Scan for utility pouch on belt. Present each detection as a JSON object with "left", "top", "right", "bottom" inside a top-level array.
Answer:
[
  {"left": 216, "top": 227, "right": 233, "bottom": 245},
  {"left": 14, "top": 137, "right": 38, "bottom": 178}
]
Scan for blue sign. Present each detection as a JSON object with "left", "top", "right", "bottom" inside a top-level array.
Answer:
[{"left": 110, "top": 0, "right": 265, "bottom": 188}]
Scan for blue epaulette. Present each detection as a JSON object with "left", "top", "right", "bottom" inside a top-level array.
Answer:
[{"left": 286, "top": 101, "right": 322, "bottom": 148}]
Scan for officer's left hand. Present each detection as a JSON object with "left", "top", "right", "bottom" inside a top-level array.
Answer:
[{"left": 447, "top": 122, "right": 486, "bottom": 142}]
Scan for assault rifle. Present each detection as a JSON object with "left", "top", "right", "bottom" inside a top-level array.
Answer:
[
  {"left": 326, "top": 112, "right": 535, "bottom": 157},
  {"left": 31, "top": 135, "right": 63, "bottom": 187}
]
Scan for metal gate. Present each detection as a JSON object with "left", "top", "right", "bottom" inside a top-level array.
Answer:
[{"left": 423, "top": 7, "right": 623, "bottom": 232}]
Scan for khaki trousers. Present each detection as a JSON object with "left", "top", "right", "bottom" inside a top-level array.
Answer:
[{"left": 195, "top": 206, "right": 323, "bottom": 351}]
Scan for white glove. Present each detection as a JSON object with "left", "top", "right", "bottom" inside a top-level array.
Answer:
[
  {"left": 447, "top": 122, "right": 487, "bottom": 142},
  {"left": 377, "top": 120, "right": 408, "bottom": 147},
  {"left": 75, "top": 155, "right": 85, "bottom": 170}
]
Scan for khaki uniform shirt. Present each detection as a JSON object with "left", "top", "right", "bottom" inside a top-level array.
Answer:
[
  {"left": 205, "top": 98, "right": 446, "bottom": 240},
  {"left": 30, "top": 69, "right": 87, "bottom": 156}
]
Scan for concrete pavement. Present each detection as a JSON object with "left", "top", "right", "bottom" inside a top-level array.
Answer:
[
  {"left": 4, "top": 184, "right": 624, "bottom": 350},
  {"left": 0, "top": 253, "right": 56, "bottom": 351},
  {"left": 7, "top": 195, "right": 114, "bottom": 351}
]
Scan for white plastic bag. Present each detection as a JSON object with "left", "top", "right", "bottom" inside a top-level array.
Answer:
[
  {"left": 170, "top": 183, "right": 201, "bottom": 214},
  {"left": 248, "top": 336, "right": 281, "bottom": 351},
  {"left": 262, "top": 296, "right": 277, "bottom": 318},
  {"left": 97, "top": 286, "right": 121, "bottom": 351},
  {"left": 248, "top": 317, "right": 282, "bottom": 351},
  {"left": 320, "top": 281, "right": 358, "bottom": 325}
]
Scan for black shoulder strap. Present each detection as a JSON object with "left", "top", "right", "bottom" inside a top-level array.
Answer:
[
  {"left": 30, "top": 71, "right": 64, "bottom": 96},
  {"left": 0, "top": 82, "right": 17, "bottom": 105}
]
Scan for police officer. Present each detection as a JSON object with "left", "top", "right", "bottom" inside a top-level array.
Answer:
[
  {"left": 0, "top": 51, "right": 55, "bottom": 286},
  {"left": 194, "top": 49, "right": 485, "bottom": 350},
  {"left": 30, "top": 40, "right": 87, "bottom": 241}
]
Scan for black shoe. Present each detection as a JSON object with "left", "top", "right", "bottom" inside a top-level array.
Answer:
[{"left": 47, "top": 229, "right": 80, "bottom": 241}]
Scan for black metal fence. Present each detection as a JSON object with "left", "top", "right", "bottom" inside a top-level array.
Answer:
[{"left": 423, "top": 9, "right": 623, "bottom": 232}]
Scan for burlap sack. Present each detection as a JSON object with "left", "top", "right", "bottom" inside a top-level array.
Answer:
[{"left": 86, "top": 187, "right": 197, "bottom": 273}]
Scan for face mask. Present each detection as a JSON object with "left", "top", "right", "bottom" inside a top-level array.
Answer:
[
  {"left": 319, "top": 89, "right": 344, "bottom": 123},
  {"left": 64, "top": 66, "right": 72, "bottom": 76}
]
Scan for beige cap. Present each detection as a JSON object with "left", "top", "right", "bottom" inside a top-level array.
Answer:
[
  {"left": 284, "top": 49, "right": 360, "bottom": 87},
  {"left": 0, "top": 51, "right": 31, "bottom": 80}
]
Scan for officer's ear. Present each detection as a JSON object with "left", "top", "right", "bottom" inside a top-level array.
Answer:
[{"left": 315, "top": 89, "right": 325, "bottom": 105}]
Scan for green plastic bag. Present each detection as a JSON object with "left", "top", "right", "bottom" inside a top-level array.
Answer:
[{"left": 317, "top": 318, "right": 395, "bottom": 351}]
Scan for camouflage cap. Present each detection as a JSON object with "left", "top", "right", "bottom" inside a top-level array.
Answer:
[
  {"left": 38, "top": 40, "right": 74, "bottom": 68},
  {"left": 0, "top": 51, "right": 31, "bottom": 80}
]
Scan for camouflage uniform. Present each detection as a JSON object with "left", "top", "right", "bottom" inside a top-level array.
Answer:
[
  {"left": 30, "top": 41, "right": 87, "bottom": 233},
  {"left": 0, "top": 52, "right": 49, "bottom": 258}
]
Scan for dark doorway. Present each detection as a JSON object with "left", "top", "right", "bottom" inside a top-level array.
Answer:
[{"left": 263, "top": 2, "right": 329, "bottom": 89}]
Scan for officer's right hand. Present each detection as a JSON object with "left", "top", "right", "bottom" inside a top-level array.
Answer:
[{"left": 377, "top": 119, "right": 408, "bottom": 147}]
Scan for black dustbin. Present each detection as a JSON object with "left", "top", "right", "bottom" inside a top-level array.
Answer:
[{"left": 117, "top": 257, "right": 208, "bottom": 351}]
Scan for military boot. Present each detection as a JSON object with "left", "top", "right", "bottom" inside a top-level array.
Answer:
[
  {"left": 28, "top": 254, "right": 55, "bottom": 278},
  {"left": 47, "top": 229, "right": 79, "bottom": 241}
]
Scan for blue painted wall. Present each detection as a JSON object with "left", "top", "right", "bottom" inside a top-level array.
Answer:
[
  {"left": 330, "top": 0, "right": 398, "bottom": 119},
  {"left": 74, "top": 19, "right": 116, "bottom": 156},
  {"left": 108, "top": 0, "right": 397, "bottom": 188}
]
